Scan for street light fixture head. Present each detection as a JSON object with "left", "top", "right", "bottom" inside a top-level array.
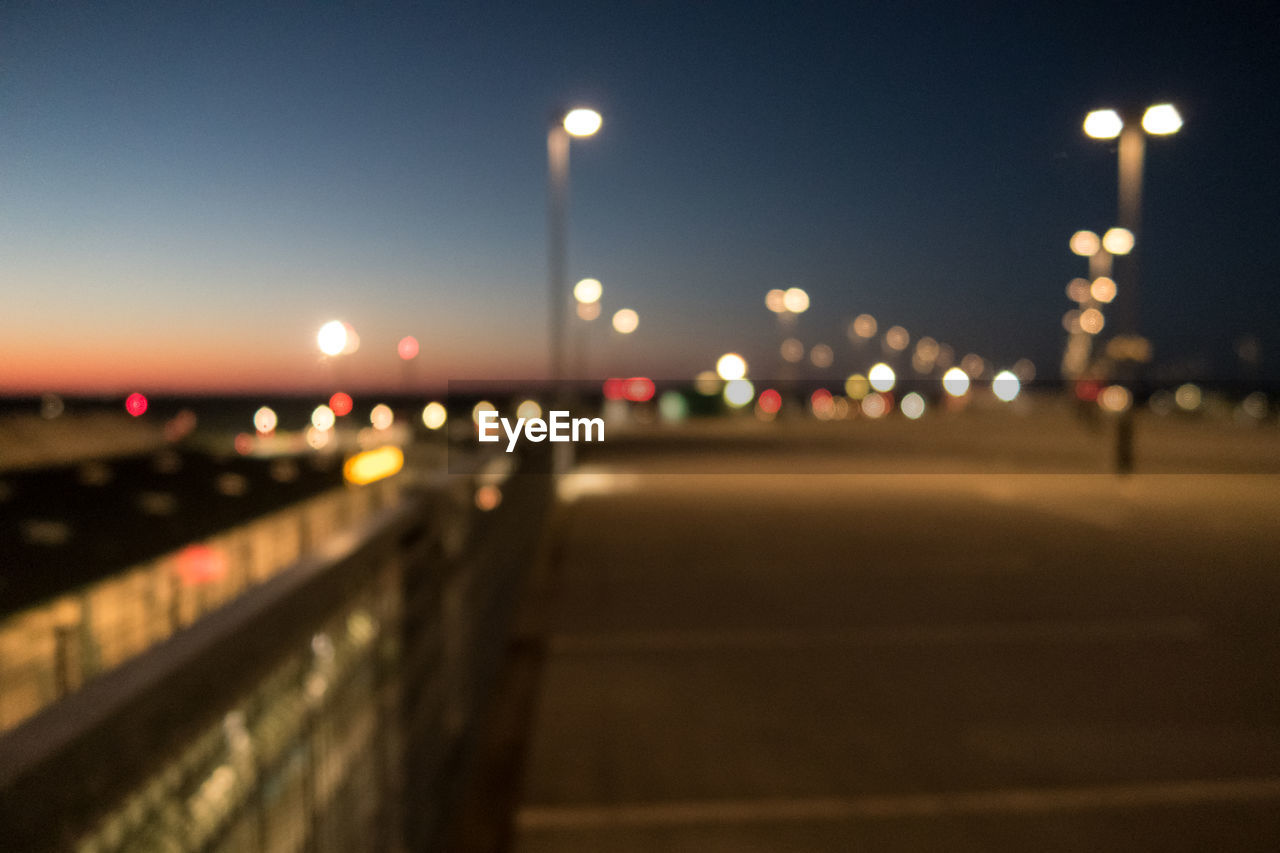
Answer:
[
  {"left": 574, "top": 277, "right": 603, "bottom": 304},
  {"left": 1069, "top": 230, "right": 1101, "bottom": 257},
  {"left": 563, "top": 108, "right": 602, "bottom": 137},
  {"left": 1102, "top": 227, "right": 1135, "bottom": 255},
  {"left": 1083, "top": 109, "right": 1123, "bottom": 139},
  {"left": 1142, "top": 103, "right": 1182, "bottom": 135}
]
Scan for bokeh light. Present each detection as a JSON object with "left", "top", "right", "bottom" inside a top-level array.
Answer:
[
  {"left": 658, "top": 391, "right": 689, "bottom": 421},
  {"left": 757, "top": 388, "right": 782, "bottom": 414},
  {"left": 884, "top": 325, "right": 910, "bottom": 351},
  {"left": 783, "top": 287, "right": 810, "bottom": 313},
  {"left": 1175, "top": 383, "right": 1202, "bottom": 411},
  {"left": 1069, "top": 230, "right": 1101, "bottom": 257},
  {"left": 844, "top": 373, "right": 870, "bottom": 400},
  {"left": 1102, "top": 227, "right": 1135, "bottom": 255},
  {"left": 723, "top": 378, "right": 755, "bottom": 408},
  {"left": 1066, "top": 278, "right": 1091, "bottom": 303},
  {"left": 574, "top": 278, "right": 603, "bottom": 304},
  {"left": 475, "top": 484, "right": 503, "bottom": 511},
  {"left": 311, "top": 405, "right": 336, "bottom": 431},
  {"left": 472, "top": 401, "right": 496, "bottom": 423},
  {"left": 1141, "top": 103, "right": 1182, "bottom": 135},
  {"left": 577, "top": 301, "right": 601, "bottom": 321},
  {"left": 329, "top": 392, "right": 354, "bottom": 416},
  {"left": 868, "top": 363, "right": 896, "bottom": 392},
  {"left": 516, "top": 399, "right": 543, "bottom": 420},
  {"left": 716, "top": 352, "right": 748, "bottom": 381},
  {"left": 992, "top": 370, "right": 1021, "bottom": 402},
  {"left": 960, "top": 354, "right": 986, "bottom": 378},
  {"left": 1079, "top": 307, "right": 1105, "bottom": 335},
  {"left": 809, "top": 344, "right": 834, "bottom": 368},
  {"left": 694, "top": 371, "right": 720, "bottom": 395},
  {"left": 253, "top": 406, "right": 278, "bottom": 434},
  {"left": 1098, "top": 384, "right": 1132, "bottom": 413},
  {"left": 317, "top": 320, "right": 347, "bottom": 356},
  {"left": 1084, "top": 109, "right": 1123, "bottom": 139},
  {"left": 1090, "top": 277, "right": 1117, "bottom": 303},
  {"left": 901, "top": 392, "right": 926, "bottom": 420},
  {"left": 563, "top": 108, "right": 602, "bottom": 137},
  {"left": 370, "top": 403, "right": 394, "bottom": 430},
  {"left": 125, "top": 393, "right": 148, "bottom": 417},
  {"left": 861, "top": 392, "right": 888, "bottom": 419},
  {"left": 422, "top": 402, "right": 447, "bottom": 430},
  {"left": 780, "top": 338, "right": 804, "bottom": 363},
  {"left": 765, "top": 289, "right": 787, "bottom": 313},
  {"left": 942, "top": 367, "right": 970, "bottom": 397},
  {"left": 612, "top": 308, "right": 639, "bottom": 334},
  {"left": 397, "top": 336, "right": 419, "bottom": 360},
  {"left": 850, "top": 314, "right": 877, "bottom": 339}
]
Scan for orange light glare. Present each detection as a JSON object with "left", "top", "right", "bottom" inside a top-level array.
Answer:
[{"left": 343, "top": 446, "right": 404, "bottom": 485}]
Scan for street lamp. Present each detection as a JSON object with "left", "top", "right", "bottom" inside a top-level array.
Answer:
[
  {"left": 548, "top": 107, "right": 602, "bottom": 386},
  {"left": 1083, "top": 101, "right": 1181, "bottom": 472}
]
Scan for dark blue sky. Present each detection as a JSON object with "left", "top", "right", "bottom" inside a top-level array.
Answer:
[{"left": 2, "top": 0, "right": 1276, "bottom": 391}]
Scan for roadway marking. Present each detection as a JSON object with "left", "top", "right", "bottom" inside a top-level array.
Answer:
[
  {"left": 547, "top": 618, "right": 1205, "bottom": 654},
  {"left": 517, "top": 776, "right": 1280, "bottom": 830}
]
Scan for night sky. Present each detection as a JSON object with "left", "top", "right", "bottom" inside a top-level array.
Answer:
[{"left": 2, "top": 0, "right": 1276, "bottom": 393}]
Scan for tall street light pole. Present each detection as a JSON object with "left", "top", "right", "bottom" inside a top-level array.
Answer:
[
  {"left": 1083, "top": 102, "right": 1182, "bottom": 472},
  {"left": 547, "top": 107, "right": 602, "bottom": 388}
]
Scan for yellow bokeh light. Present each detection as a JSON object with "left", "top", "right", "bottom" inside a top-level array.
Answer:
[
  {"left": 884, "top": 325, "right": 909, "bottom": 351},
  {"left": 1102, "top": 227, "right": 1134, "bottom": 255},
  {"left": 612, "top": 308, "right": 639, "bottom": 334},
  {"left": 1098, "top": 385, "right": 1132, "bottom": 413},
  {"left": 942, "top": 367, "right": 970, "bottom": 397},
  {"left": 1079, "top": 307, "right": 1105, "bottom": 335},
  {"left": 1069, "top": 230, "right": 1101, "bottom": 257},
  {"left": 1084, "top": 109, "right": 1123, "bottom": 139},
  {"left": 868, "top": 362, "right": 896, "bottom": 392},
  {"left": 574, "top": 278, "right": 603, "bottom": 304},
  {"left": 783, "top": 287, "right": 810, "bottom": 313},
  {"left": 850, "top": 314, "right": 877, "bottom": 339},
  {"left": 1175, "top": 383, "right": 1202, "bottom": 411},
  {"left": 716, "top": 352, "right": 747, "bottom": 381},
  {"left": 343, "top": 446, "right": 404, "bottom": 485},
  {"left": 765, "top": 289, "right": 787, "bottom": 313},
  {"left": 1090, "top": 277, "right": 1117, "bottom": 303},
  {"left": 844, "top": 373, "right": 870, "bottom": 400},
  {"left": 694, "top": 370, "right": 720, "bottom": 395},
  {"left": 472, "top": 400, "right": 496, "bottom": 424},
  {"left": 1141, "top": 103, "right": 1182, "bottom": 135},
  {"left": 563, "top": 108, "right": 602, "bottom": 137},
  {"left": 421, "top": 402, "right": 447, "bottom": 430}
]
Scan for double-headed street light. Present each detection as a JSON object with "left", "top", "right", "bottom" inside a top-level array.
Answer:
[
  {"left": 1083, "top": 102, "right": 1181, "bottom": 472},
  {"left": 548, "top": 108, "right": 602, "bottom": 385}
]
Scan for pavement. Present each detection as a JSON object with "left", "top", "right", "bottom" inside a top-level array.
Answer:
[{"left": 506, "top": 418, "right": 1280, "bottom": 851}]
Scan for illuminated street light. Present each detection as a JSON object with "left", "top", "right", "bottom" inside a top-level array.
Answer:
[
  {"left": 1102, "top": 227, "right": 1134, "bottom": 255},
  {"left": 1141, "top": 103, "right": 1182, "bottom": 135},
  {"left": 548, "top": 106, "right": 602, "bottom": 384},
  {"left": 1083, "top": 109, "right": 1123, "bottom": 139},
  {"left": 563, "top": 108, "right": 602, "bottom": 137},
  {"left": 574, "top": 277, "right": 602, "bottom": 304},
  {"left": 1069, "top": 230, "right": 1101, "bottom": 257}
]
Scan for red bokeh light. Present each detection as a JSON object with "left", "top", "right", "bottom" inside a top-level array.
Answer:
[
  {"left": 1075, "top": 379, "right": 1101, "bottom": 402},
  {"left": 810, "top": 388, "right": 832, "bottom": 406},
  {"left": 758, "top": 388, "right": 782, "bottom": 414},
  {"left": 125, "top": 393, "right": 148, "bottom": 417},
  {"left": 397, "top": 335, "right": 419, "bottom": 360},
  {"left": 329, "top": 392, "right": 354, "bottom": 416},
  {"left": 602, "top": 378, "right": 626, "bottom": 401},
  {"left": 234, "top": 432, "right": 254, "bottom": 455},
  {"left": 624, "top": 377, "right": 655, "bottom": 402},
  {"left": 176, "top": 544, "right": 227, "bottom": 586}
]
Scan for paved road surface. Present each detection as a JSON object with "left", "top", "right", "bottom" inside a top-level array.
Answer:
[{"left": 510, "top": 434, "right": 1280, "bottom": 851}]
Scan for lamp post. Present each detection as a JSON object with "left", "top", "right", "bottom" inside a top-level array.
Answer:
[
  {"left": 548, "top": 107, "right": 602, "bottom": 389},
  {"left": 1083, "top": 102, "right": 1181, "bottom": 472}
]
